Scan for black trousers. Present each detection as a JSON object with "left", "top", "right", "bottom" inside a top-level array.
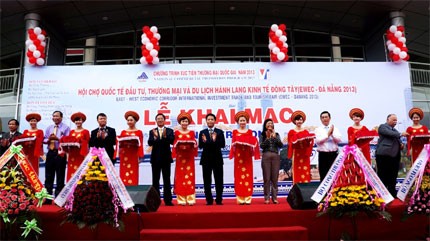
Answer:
[
  {"left": 44, "top": 149, "right": 67, "bottom": 196},
  {"left": 376, "top": 153, "right": 400, "bottom": 197},
  {"left": 202, "top": 163, "right": 224, "bottom": 204},
  {"left": 318, "top": 151, "right": 338, "bottom": 181},
  {"left": 151, "top": 162, "right": 173, "bottom": 204}
]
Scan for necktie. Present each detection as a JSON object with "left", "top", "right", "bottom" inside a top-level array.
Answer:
[
  {"left": 159, "top": 128, "right": 163, "bottom": 139},
  {"left": 209, "top": 128, "right": 213, "bottom": 135},
  {"left": 49, "top": 125, "right": 58, "bottom": 150}
]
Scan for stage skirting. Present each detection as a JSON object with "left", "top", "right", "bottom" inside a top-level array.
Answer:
[{"left": 13, "top": 198, "right": 428, "bottom": 241}]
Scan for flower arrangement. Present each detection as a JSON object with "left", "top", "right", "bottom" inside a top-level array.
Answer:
[
  {"left": 58, "top": 147, "right": 134, "bottom": 231},
  {"left": 0, "top": 156, "right": 49, "bottom": 240},
  {"left": 318, "top": 184, "right": 389, "bottom": 219},
  {"left": 313, "top": 145, "right": 393, "bottom": 220},
  {"left": 404, "top": 159, "right": 430, "bottom": 217}
]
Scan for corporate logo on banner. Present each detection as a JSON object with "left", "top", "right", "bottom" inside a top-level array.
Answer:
[
  {"left": 137, "top": 72, "right": 149, "bottom": 82},
  {"left": 259, "top": 68, "right": 270, "bottom": 80}
]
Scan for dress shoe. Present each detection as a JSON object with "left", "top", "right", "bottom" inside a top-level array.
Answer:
[
  {"left": 264, "top": 200, "right": 270, "bottom": 204},
  {"left": 165, "top": 202, "right": 174, "bottom": 206},
  {"left": 272, "top": 200, "right": 279, "bottom": 204}
]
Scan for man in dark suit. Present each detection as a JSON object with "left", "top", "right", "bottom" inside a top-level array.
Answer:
[
  {"left": 148, "top": 113, "right": 175, "bottom": 206},
  {"left": 376, "top": 114, "right": 407, "bottom": 197},
  {"left": 89, "top": 113, "right": 117, "bottom": 164},
  {"left": 0, "top": 119, "right": 22, "bottom": 156},
  {"left": 198, "top": 113, "right": 226, "bottom": 205}
]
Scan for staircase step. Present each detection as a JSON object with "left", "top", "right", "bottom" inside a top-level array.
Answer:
[{"left": 140, "top": 226, "right": 308, "bottom": 240}]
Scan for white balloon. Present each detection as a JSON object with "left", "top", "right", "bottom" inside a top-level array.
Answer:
[
  {"left": 145, "top": 42, "right": 154, "bottom": 50},
  {"left": 140, "top": 57, "right": 147, "bottom": 64},
  {"left": 28, "top": 44, "right": 36, "bottom": 51},
  {"left": 385, "top": 40, "right": 392, "bottom": 46},
  {"left": 154, "top": 33, "right": 161, "bottom": 40},
  {"left": 275, "top": 29, "right": 283, "bottom": 37},
  {"left": 279, "top": 35, "right": 287, "bottom": 42},
  {"left": 150, "top": 26, "right": 158, "bottom": 33},
  {"left": 37, "top": 34, "right": 45, "bottom": 41},
  {"left": 268, "top": 43, "right": 276, "bottom": 50},
  {"left": 36, "top": 58, "right": 45, "bottom": 66},
  {"left": 389, "top": 25, "right": 397, "bottom": 33},
  {"left": 141, "top": 37, "right": 149, "bottom": 45},
  {"left": 394, "top": 31, "right": 402, "bottom": 38},
  {"left": 152, "top": 57, "right": 159, "bottom": 64},
  {"left": 399, "top": 37, "right": 406, "bottom": 43},
  {"left": 387, "top": 43, "right": 396, "bottom": 51},
  {"left": 283, "top": 43, "right": 289, "bottom": 48},
  {"left": 399, "top": 51, "right": 407, "bottom": 59},
  {"left": 393, "top": 47, "right": 401, "bottom": 54},
  {"left": 141, "top": 33, "right": 147, "bottom": 38},
  {"left": 150, "top": 49, "right": 158, "bottom": 57},
  {"left": 272, "top": 47, "right": 280, "bottom": 54},
  {"left": 34, "top": 27, "right": 42, "bottom": 35},
  {"left": 25, "top": 40, "right": 33, "bottom": 46},
  {"left": 277, "top": 52, "right": 285, "bottom": 61},
  {"left": 33, "top": 50, "right": 41, "bottom": 58},
  {"left": 40, "top": 41, "right": 46, "bottom": 47},
  {"left": 270, "top": 24, "right": 279, "bottom": 32}
]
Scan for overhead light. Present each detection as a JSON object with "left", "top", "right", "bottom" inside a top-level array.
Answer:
[
  {"left": 102, "top": 16, "right": 109, "bottom": 21},
  {"left": 142, "top": 10, "right": 149, "bottom": 15},
  {"left": 229, "top": 6, "right": 236, "bottom": 11}
]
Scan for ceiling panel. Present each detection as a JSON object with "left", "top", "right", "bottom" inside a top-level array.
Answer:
[
  {"left": 403, "top": 1, "right": 429, "bottom": 15},
  {"left": 73, "top": 1, "right": 125, "bottom": 15},
  {"left": 0, "top": 0, "right": 26, "bottom": 17},
  {"left": 257, "top": 3, "right": 303, "bottom": 19}
]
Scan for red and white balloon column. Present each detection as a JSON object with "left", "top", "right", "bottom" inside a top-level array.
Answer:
[
  {"left": 385, "top": 25, "right": 409, "bottom": 62},
  {"left": 26, "top": 27, "right": 47, "bottom": 66},
  {"left": 140, "top": 26, "right": 161, "bottom": 65},
  {"left": 268, "top": 24, "right": 289, "bottom": 62}
]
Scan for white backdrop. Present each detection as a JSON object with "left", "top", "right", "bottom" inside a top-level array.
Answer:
[{"left": 21, "top": 62, "right": 412, "bottom": 187}]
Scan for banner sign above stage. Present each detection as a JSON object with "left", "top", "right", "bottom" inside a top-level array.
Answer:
[{"left": 21, "top": 62, "right": 412, "bottom": 152}]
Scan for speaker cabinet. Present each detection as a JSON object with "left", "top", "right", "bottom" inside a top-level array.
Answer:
[
  {"left": 287, "top": 182, "right": 319, "bottom": 210},
  {"left": 126, "top": 185, "right": 161, "bottom": 212}
]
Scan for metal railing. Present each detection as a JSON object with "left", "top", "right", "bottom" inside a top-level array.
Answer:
[
  {"left": 0, "top": 68, "right": 20, "bottom": 94},
  {"left": 410, "top": 62, "right": 430, "bottom": 87}
]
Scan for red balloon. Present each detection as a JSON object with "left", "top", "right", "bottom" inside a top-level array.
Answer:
[
  {"left": 146, "top": 55, "right": 153, "bottom": 62},
  {"left": 276, "top": 40, "right": 283, "bottom": 48},
  {"left": 270, "top": 35, "right": 278, "bottom": 42},
  {"left": 141, "top": 45, "right": 146, "bottom": 51},
  {"left": 404, "top": 54, "right": 410, "bottom": 61},
  {"left": 27, "top": 29, "right": 34, "bottom": 35},
  {"left": 154, "top": 45, "right": 160, "bottom": 51},
  {"left": 284, "top": 54, "right": 289, "bottom": 61},
  {"left": 150, "top": 38, "right": 158, "bottom": 45},
  {"left": 392, "top": 54, "right": 400, "bottom": 61},
  {"left": 268, "top": 31, "right": 275, "bottom": 37},
  {"left": 143, "top": 26, "right": 150, "bottom": 33},
  {"left": 146, "top": 31, "right": 154, "bottom": 39},
  {"left": 387, "top": 33, "right": 394, "bottom": 39},
  {"left": 401, "top": 47, "right": 408, "bottom": 52},
  {"left": 281, "top": 47, "right": 288, "bottom": 53},
  {"left": 36, "top": 45, "right": 45, "bottom": 52},
  {"left": 279, "top": 24, "right": 287, "bottom": 31},
  {"left": 282, "top": 30, "right": 286, "bottom": 36},
  {"left": 390, "top": 37, "right": 398, "bottom": 45},
  {"left": 397, "top": 26, "right": 405, "bottom": 32},
  {"left": 29, "top": 33, "right": 37, "bottom": 40},
  {"left": 142, "top": 49, "right": 149, "bottom": 56},
  {"left": 33, "top": 39, "right": 41, "bottom": 46},
  {"left": 29, "top": 57, "right": 36, "bottom": 64},
  {"left": 41, "top": 30, "right": 47, "bottom": 36},
  {"left": 395, "top": 41, "right": 403, "bottom": 48},
  {"left": 26, "top": 51, "right": 32, "bottom": 58},
  {"left": 41, "top": 53, "right": 46, "bottom": 58}
]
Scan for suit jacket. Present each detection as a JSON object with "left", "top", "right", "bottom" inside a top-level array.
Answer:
[
  {"left": 198, "top": 128, "right": 225, "bottom": 166},
  {"left": 89, "top": 126, "right": 116, "bottom": 162},
  {"left": 376, "top": 123, "right": 402, "bottom": 157},
  {"left": 148, "top": 127, "right": 174, "bottom": 164},
  {"left": 0, "top": 131, "right": 22, "bottom": 156}
]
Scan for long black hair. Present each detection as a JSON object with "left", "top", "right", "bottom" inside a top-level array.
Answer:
[{"left": 261, "top": 118, "right": 274, "bottom": 140}]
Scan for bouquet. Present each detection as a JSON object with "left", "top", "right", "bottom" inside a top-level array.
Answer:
[
  {"left": 405, "top": 161, "right": 430, "bottom": 216},
  {"left": 57, "top": 147, "right": 134, "bottom": 231},
  {"left": 0, "top": 145, "right": 52, "bottom": 240}
]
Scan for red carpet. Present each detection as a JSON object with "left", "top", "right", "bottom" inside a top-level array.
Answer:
[{"left": 21, "top": 198, "right": 429, "bottom": 240}]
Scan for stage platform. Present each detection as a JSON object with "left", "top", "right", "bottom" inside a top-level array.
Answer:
[{"left": 28, "top": 198, "right": 428, "bottom": 240}]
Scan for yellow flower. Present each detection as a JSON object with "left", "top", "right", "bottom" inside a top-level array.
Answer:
[
  {"left": 25, "top": 188, "right": 31, "bottom": 194},
  {"left": 365, "top": 200, "right": 372, "bottom": 205},
  {"left": 0, "top": 183, "right": 5, "bottom": 188},
  {"left": 0, "top": 170, "right": 7, "bottom": 176},
  {"left": 94, "top": 171, "right": 101, "bottom": 175},
  {"left": 91, "top": 166, "right": 98, "bottom": 169},
  {"left": 10, "top": 183, "right": 17, "bottom": 187},
  {"left": 18, "top": 185, "right": 24, "bottom": 189},
  {"left": 85, "top": 177, "right": 91, "bottom": 181},
  {"left": 330, "top": 202, "right": 338, "bottom": 207},
  {"left": 99, "top": 174, "right": 106, "bottom": 177},
  {"left": 4, "top": 186, "right": 11, "bottom": 190},
  {"left": 92, "top": 156, "right": 97, "bottom": 160},
  {"left": 77, "top": 180, "right": 83, "bottom": 185},
  {"left": 100, "top": 166, "right": 106, "bottom": 171}
]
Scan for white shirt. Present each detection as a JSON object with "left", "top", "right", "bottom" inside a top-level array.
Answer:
[{"left": 315, "top": 124, "right": 342, "bottom": 152}]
